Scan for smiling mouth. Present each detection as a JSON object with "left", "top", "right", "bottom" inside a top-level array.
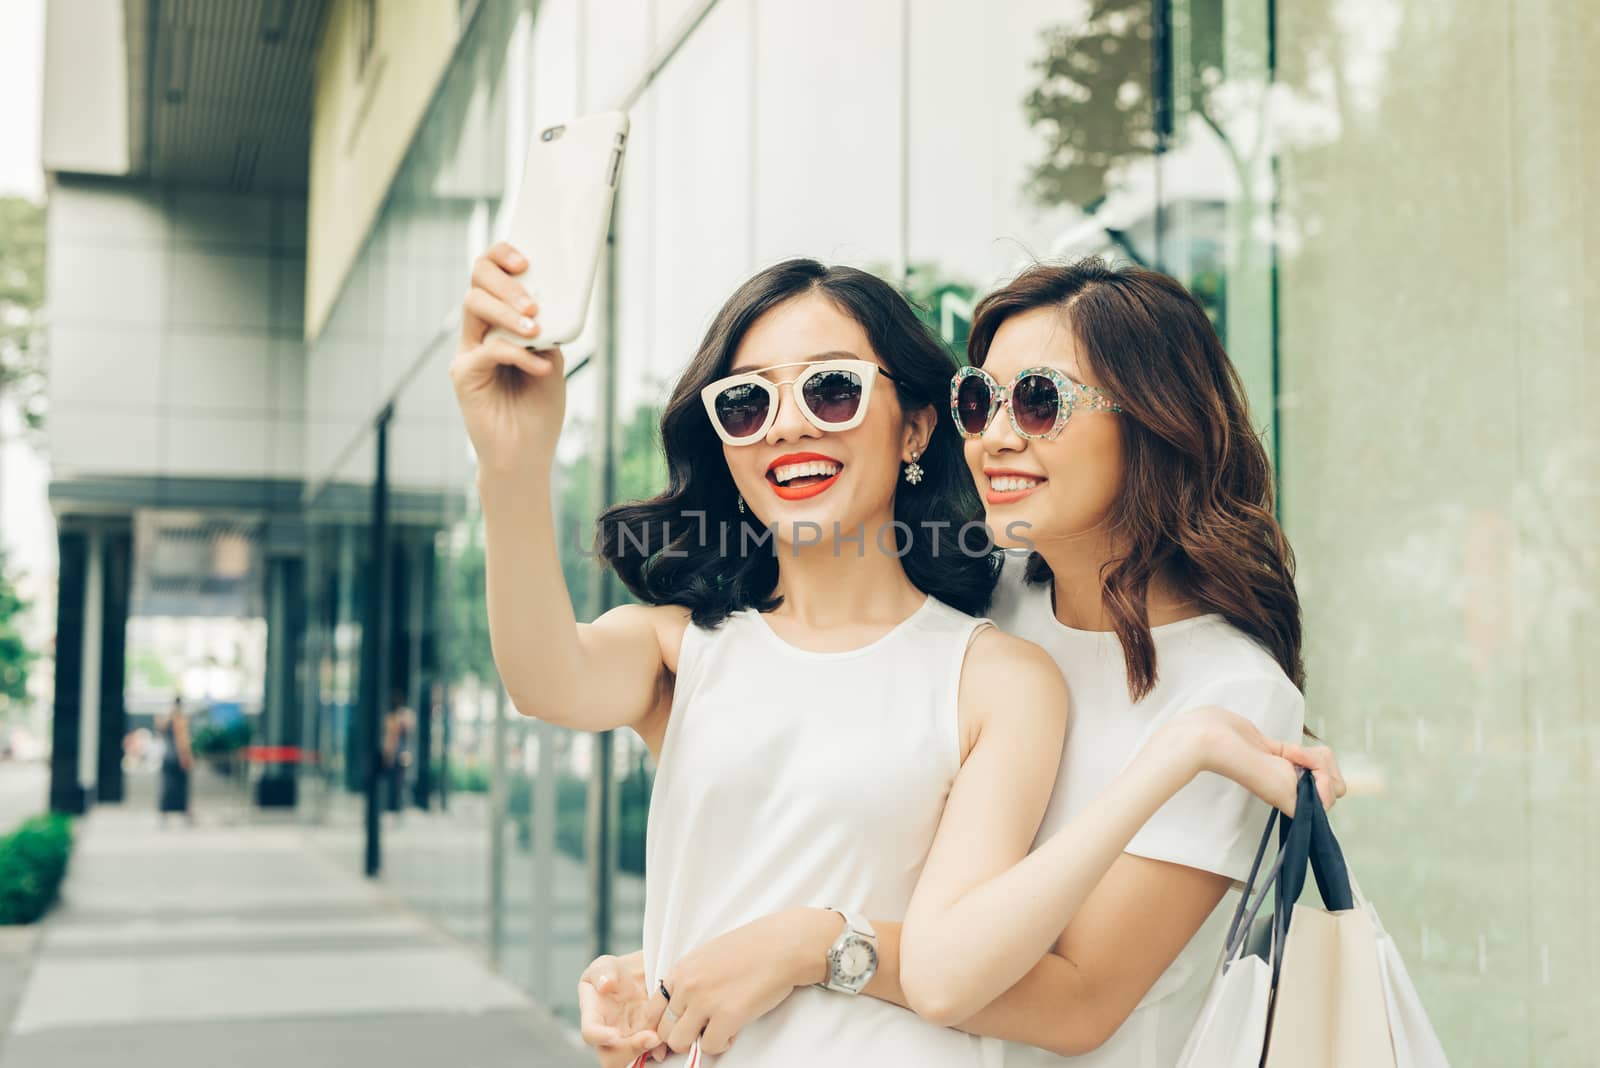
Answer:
[
  {"left": 985, "top": 473, "right": 1045, "bottom": 503},
  {"left": 767, "top": 457, "right": 844, "bottom": 500}
]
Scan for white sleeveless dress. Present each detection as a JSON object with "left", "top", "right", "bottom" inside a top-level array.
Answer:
[{"left": 642, "top": 592, "right": 1001, "bottom": 1067}]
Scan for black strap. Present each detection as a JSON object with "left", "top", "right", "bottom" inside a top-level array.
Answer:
[
  {"left": 1224, "top": 805, "right": 1280, "bottom": 958},
  {"left": 1221, "top": 770, "right": 1358, "bottom": 974},
  {"left": 1306, "top": 775, "right": 1354, "bottom": 911}
]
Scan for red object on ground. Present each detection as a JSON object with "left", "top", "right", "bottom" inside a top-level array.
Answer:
[{"left": 240, "top": 745, "right": 318, "bottom": 765}]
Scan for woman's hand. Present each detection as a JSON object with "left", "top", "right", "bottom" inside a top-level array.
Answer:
[
  {"left": 1165, "top": 706, "right": 1347, "bottom": 817},
  {"left": 449, "top": 242, "right": 567, "bottom": 480},
  {"left": 657, "top": 909, "right": 821, "bottom": 1055},
  {"left": 578, "top": 952, "right": 668, "bottom": 1065}
]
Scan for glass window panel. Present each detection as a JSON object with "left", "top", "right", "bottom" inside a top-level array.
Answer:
[
  {"left": 751, "top": 0, "right": 901, "bottom": 269},
  {"left": 583, "top": 0, "right": 655, "bottom": 110},
  {"left": 1275, "top": 2, "right": 1599, "bottom": 1064},
  {"left": 907, "top": 0, "right": 1155, "bottom": 356}
]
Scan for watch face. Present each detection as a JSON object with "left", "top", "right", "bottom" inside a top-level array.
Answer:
[
  {"left": 839, "top": 941, "right": 872, "bottom": 977},
  {"left": 832, "top": 933, "right": 878, "bottom": 988}
]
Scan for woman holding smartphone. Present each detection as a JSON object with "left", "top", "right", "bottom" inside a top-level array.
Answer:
[
  {"left": 577, "top": 258, "right": 1340, "bottom": 1066},
  {"left": 452, "top": 243, "right": 1336, "bottom": 1066}
]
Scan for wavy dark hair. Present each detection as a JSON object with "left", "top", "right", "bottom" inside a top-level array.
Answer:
[
  {"left": 969, "top": 258, "right": 1304, "bottom": 699},
  {"left": 597, "top": 259, "right": 999, "bottom": 626}
]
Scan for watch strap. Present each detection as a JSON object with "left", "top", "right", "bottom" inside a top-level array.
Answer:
[{"left": 827, "top": 906, "right": 876, "bottom": 940}]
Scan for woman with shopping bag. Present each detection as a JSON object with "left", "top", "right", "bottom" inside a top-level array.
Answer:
[{"left": 576, "top": 260, "right": 1350, "bottom": 1066}]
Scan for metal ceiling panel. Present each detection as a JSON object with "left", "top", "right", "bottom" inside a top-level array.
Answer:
[{"left": 125, "top": 0, "right": 330, "bottom": 192}]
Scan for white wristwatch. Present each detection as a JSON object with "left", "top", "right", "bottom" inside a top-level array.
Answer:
[{"left": 818, "top": 907, "right": 878, "bottom": 995}]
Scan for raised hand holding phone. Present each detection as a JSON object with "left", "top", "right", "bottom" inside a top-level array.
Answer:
[
  {"left": 449, "top": 242, "right": 567, "bottom": 481},
  {"left": 486, "top": 110, "right": 628, "bottom": 351}
]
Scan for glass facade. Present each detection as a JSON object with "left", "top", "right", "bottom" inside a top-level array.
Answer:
[{"left": 296, "top": 0, "right": 1598, "bottom": 1059}]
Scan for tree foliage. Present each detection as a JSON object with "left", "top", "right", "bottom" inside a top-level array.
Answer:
[
  {"left": 0, "top": 549, "right": 36, "bottom": 707},
  {"left": 1024, "top": 2, "right": 1157, "bottom": 210},
  {"left": 0, "top": 197, "right": 47, "bottom": 435}
]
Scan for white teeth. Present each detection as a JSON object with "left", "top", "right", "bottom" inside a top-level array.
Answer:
[
  {"left": 773, "top": 460, "right": 842, "bottom": 484},
  {"left": 990, "top": 476, "right": 1042, "bottom": 493}
]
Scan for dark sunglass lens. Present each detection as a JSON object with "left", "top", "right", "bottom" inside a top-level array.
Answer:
[
  {"left": 714, "top": 383, "right": 770, "bottom": 438},
  {"left": 954, "top": 375, "right": 993, "bottom": 435},
  {"left": 1012, "top": 375, "right": 1062, "bottom": 435},
  {"left": 801, "top": 369, "right": 864, "bottom": 424}
]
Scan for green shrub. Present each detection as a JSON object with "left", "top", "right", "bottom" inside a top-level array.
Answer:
[
  {"left": 447, "top": 762, "right": 490, "bottom": 794},
  {"left": 191, "top": 721, "right": 252, "bottom": 757},
  {"left": 0, "top": 814, "right": 74, "bottom": 924}
]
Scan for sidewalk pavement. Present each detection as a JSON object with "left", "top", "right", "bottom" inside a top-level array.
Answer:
[{"left": 0, "top": 788, "right": 592, "bottom": 1068}]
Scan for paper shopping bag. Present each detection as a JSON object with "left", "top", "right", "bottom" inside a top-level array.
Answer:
[
  {"left": 1178, "top": 805, "right": 1286, "bottom": 1068},
  {"left": 1365, "top": 896, "right": 1451, "bottom": 1068},
  {"left": 1261, "top": 900, "right": 1396, "bottom": 1068},
  {"left": 1177, "top": 948, "right": 1274, "bottom": 1068}
]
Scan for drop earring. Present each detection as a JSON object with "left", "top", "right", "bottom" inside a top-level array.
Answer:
[
  {"left": 737, "top": 493, "right": 747, "bottom": 514},
  {"left": 903, "top": 449, "right": 924, "bottom": 486}
]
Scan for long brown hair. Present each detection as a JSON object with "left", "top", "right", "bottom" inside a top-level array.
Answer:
[{"left": 968, "top": 259, "right": 1304, "bottom": 699}]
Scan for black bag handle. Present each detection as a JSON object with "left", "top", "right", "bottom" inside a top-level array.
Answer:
[
  {"left": 1276, "top": 768, "right": 1354, "bottom": 914},
  {"left": 1223, "top": 805, "right": 1280, "bottom": 957},
  {"left": 1306, "top": 773, "right": 1354, "bottom": 912},
  {"left": 1223, "top": 769, "right": 1356, "bottom": 972}
]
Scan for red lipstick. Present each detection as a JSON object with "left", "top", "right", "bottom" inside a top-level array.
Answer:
[{"left": 767, "top": 451, "right": 844, "bottom": 501}]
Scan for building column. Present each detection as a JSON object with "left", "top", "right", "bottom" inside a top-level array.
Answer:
[
  {"left": 260, "top": 552, "right": 305, "bottom": 807},
  {"left": 410, "top": 537, "right": 436, "bottom": 809},
  {"left": 49, "top": 530, "right": 87, "bottom": 814},
  {"left": 49, "top": 521, "right": 130, "bottom": 811},
  {"left": 77, "top": 526, "right": 103, "bottom": 807},
  {"left": 95, "top": 526, "right": 132, "bottom": 803}
]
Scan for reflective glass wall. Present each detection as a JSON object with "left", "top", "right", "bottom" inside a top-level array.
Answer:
[
  {"left": 1275, "top": 1, "right": 1598, "bottom": 1063},
  {"left": 296, "top": 0, "right": 1596, "bottom": 1054}
]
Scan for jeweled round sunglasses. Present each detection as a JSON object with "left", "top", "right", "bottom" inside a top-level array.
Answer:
[
  {"left": 700, "top": 358, "right": 893, "bottom": 446},
  {"left": 949, "top": 365, "right": 1121, "bottom": 441}
]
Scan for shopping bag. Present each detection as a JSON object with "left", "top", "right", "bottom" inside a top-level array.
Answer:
[
  {"left": 1359, "top": 877, "right": 1451, "bottom": 1068},
  {"left": 1261, "top": 901, "right": 1396, "bottom": 1068},
  {"left": 1261, "top": 769, "right": 1397, "bottom": 1068},
  {"left": 1182, "top": 770, "right": 1450, "bottom": 1068},
  {"left": 1176, "top": 804, "right": 1290, "bottom": 1068},
  {"left": 1176, "top": 946, "right": 1274, "bottom": 1068}
]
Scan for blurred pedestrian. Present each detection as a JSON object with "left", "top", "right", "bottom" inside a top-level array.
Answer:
[
  {"left": 381, "top": 689, "right": 415, "bottom": 814},
  {"left": 156, "top": 695, "right": 194, "bottom": 826}
]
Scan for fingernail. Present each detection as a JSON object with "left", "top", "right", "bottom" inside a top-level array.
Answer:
[
  {"left": 522, "top": 296, "right": 538, "bottom": 314},
  {"left": 518, "top": 316, "right": 536, "bottom": 334}
]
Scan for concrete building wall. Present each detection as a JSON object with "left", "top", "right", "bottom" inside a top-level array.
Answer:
[
  {"left": 39, "top": 0, "right": 130, "bottom": 177},
  {"left": 45, "top": 179, "right": 308, "bottom": 482}
]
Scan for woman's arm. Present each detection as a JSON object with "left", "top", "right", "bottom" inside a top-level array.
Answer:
[
  {"left": 890, "top": 629, "right": 1074, "bottom": 1026},
  {"left": 173, "top": 714, "right": 193, "bottom": 770},
  {"left": 959, "top": 854, "right": 1233, "bottom": 1053},
  {"left": 899, "top": 707, "right": 1316, "bottom": 1025},
  {"left": 455, "top": 242, "right": 670, "bottom": 738},
  {"left": 585, "top": 880, "right": 1226, "bottom": 1058}
]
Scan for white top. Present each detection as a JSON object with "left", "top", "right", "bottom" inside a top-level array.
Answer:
[
  {"left": 643, "top": 592, "right": 1002, "bottom": 1067},
  {"left": 986, "top": 550, "right": 1305, "bottom": 1068}
]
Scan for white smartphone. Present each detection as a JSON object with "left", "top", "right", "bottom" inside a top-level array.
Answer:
[{"left": 488, "top": 110, "right": 629, "bottom": 350}]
